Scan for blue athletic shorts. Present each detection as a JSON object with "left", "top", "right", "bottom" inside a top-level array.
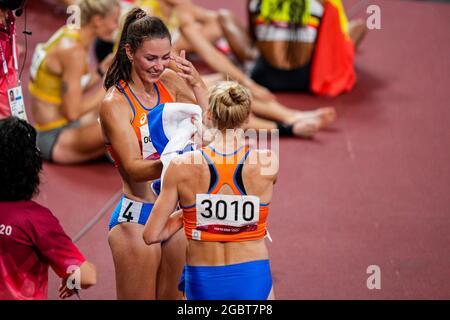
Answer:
[
  {"left": 179, "top": 260, "right": 273, "bottom": 300},
  {"left": 109, "top": 195, "right": 154, "bottom": 230},
  {"left": 151, "top": 179, "right": 161, "bottom": 196}
]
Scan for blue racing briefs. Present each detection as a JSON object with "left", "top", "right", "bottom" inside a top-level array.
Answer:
[
  {"left": 109, "top": 195, "right": 154, "bottom": 230},
  {"left": 182, "top": 260, "right": 272, "bottom": 300},
  {"left": 151, "top": 179, "right": 161, "bottom": 196},
  {"left": 178, "top": 265, "right": 186, "bottom": 293}
]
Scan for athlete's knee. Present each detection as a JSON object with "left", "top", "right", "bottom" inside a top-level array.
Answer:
[{"left": 51, "top": 141, "right": 76, "bottom": 164}]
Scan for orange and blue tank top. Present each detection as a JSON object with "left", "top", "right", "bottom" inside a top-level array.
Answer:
[
  {"left": 182, "top": 145, "right": 270, "bottom": 242},
  {"left": 107, "top": 79, "right": 174, "bottom": 166}
]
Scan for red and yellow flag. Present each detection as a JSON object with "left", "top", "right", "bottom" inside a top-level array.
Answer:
[{"left": 310, "top": 0, "right": 356, "bottom": 97}]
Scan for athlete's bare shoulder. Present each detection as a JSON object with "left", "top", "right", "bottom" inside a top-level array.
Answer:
[
  {"left": 170, "top": 150, "right": 204, "bottom": 178},
  {"left": 102, "top": 86, "right": 126, "bottom": 108},
  {"left": 100, "top": 86, "right": 132, "bottom": 122},
  {"left": 171, "top": 149, "right": 204, "bottom": 166},
  {"left": 246, "top": 148, "right": 279, "bottom": 180}
]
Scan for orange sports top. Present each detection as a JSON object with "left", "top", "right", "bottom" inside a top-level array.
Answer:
[
  {"left": 181, "top": 145, "right": 270, "bottom": 242},
  {"left": 107, "top": 79, "right": 174, "bottom": 166}
]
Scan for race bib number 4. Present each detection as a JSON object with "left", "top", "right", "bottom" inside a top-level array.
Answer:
[
  {"left": 117, "top": 198, "right": 143, "bottom": 224},
  {"left": 195, "top": 194, "right": 260, "bottom": 234}
]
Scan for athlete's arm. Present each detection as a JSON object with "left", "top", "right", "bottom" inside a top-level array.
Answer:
[
  {"left": 143, "top": 161, "right": 182, "bottom": 244},
  {"left": 99, "top": 91, "right": 163, "bottom": 182},
  {"left": 257, "top": 149, "right": 279, "bottom": 185},
  {"left": 82, "top": 53, "right": 114, "bottom": 90},
  {"left": 60, "top": 46, "right": 105, "bottom": 121},
  {"left": 171, "top": 50, "right": 209, "bottom": 111},
  {"left": 165, "top": 51, "right": 209, "bottom": 113}
]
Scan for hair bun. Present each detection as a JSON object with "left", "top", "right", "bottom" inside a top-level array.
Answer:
[{"left": 228, "top": 85, "right": 248, "bottom": 105}]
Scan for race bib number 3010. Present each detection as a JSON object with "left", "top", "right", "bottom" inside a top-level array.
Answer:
[{"left": 195, "top": 194, "right": 260, "bottom": 234}]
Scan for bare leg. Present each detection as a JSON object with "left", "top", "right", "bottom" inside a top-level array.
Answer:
[
  {"left": 78, "top": 108, "right": 100, "bottom": 125},
  {"left": 268, "top": 286, "right": 275, "bottom": 300},
  {"left": 157, "top": 229, "right": 186, "bottom": 300},
  {"left": 251, "top": 98, "right": 295, "bottom": 123},
  {"left": 245, "top": 114, "right": 318, "bottom": 138},
  {"left": 173, "top": 5, "right": 223, "bottom": 54},
  {"left": 108, "top": 223, "right": 161, "bottom": 300},
  {"left": 348, "top": 19, "right": 368, "bottom": 49},
  {"left": 252, "top": 98, "right": 337, "bottom": 130},
  {"left": 52, "top": 120, "right": 106, "bottom": 164},
  {"left": 291, "top": 108, "right": 337, "bottom": 129},
  {"left": 174, "top": 22, "right": 223, "bottom": 54},
  {"left": 190, "top": 5, "right": 223, "bottom": 43},
  {"left": 202, "top": 73, "right": 226, "bottom": 87},
  {"left": 217, "top": 9, "right": 258, "bottom": 64},
  {"left": 245, "top": 114, "right": 277, "bottom": 131}
]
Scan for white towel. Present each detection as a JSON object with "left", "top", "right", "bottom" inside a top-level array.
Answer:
[{"left": 147, "top": 102, "right": 202, "bottom": 182}]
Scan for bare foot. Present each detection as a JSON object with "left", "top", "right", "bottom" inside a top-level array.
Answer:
[
  {"left": 292, "top": 107, "right": 337, "bottom": 130},
  {"left": 292, "top": 120, "right": 319, "bottom": 139}
]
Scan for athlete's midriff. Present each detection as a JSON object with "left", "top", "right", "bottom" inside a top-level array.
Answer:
[
  {"left": 31, "top": 96, "right": 67, "bottom": 130},
  {"left": 119, "top": 164, "right": 158, "bottom": 204}
]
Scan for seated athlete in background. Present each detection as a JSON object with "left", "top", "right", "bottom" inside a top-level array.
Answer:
[
  {"left": 144, "top": 81, "right": 277, "bottom": 300},
  {"left": 0, "top": 117, "right": 97, "bottom": 300},
  {"left": 100, "top": 8, "right": 208, "bottom": 299},
  {"left": 28, "top": 0, "right": 120, "bottom": 164},
  {"left": 246, "top": 0, "right": 366, "bottom": 94}
]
